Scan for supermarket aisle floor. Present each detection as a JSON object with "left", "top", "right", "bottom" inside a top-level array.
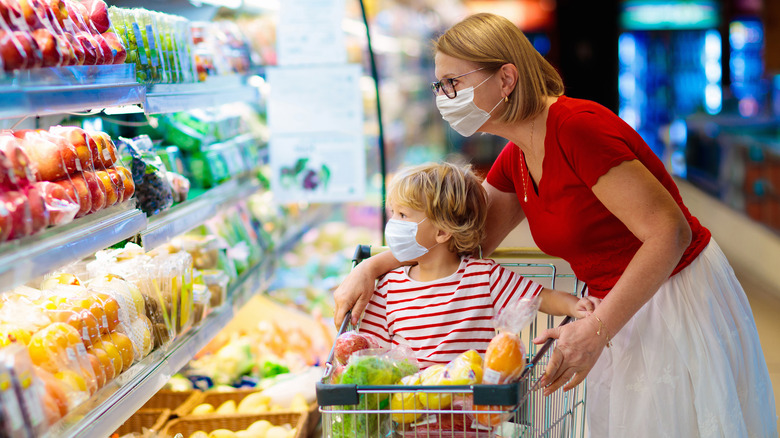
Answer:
[{"left": 735, "top": 267, "right": 780, "bottom": 431}]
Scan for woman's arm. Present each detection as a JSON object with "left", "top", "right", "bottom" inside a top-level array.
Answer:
[
  {"left": 535, "top": 159, "right": 692, "bottom": 394},
  {"left": 482, "top": 182, "right": 527, "bottom": 256},
  {"left": 334, "top": 249, "right": 403, "bottom": 327}
]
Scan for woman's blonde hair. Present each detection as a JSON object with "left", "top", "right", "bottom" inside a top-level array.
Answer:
[
  {"left": 387, "top": 162, "right": 487, "bottom": 256},
  {"left": 433, "top": 12, "right": 564, "bottom": 122}
]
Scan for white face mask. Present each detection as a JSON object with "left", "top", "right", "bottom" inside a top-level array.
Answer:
[
  {"left": 436, "top": 74, "right": 504, "bottom": 137},
  {"left": 385, "top": 218, "right": 435, "bottom": 262}
]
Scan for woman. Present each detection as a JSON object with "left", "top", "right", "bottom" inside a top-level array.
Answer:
[{"left": 334, "top": 12, "right": 777, "bottom": 437}]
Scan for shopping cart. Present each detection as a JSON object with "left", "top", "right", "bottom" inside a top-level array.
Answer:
[{"left": 316, "top": 246, "right": 587, "bottom": 438}]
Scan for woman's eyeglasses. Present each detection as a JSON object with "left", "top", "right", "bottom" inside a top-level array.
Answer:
[{"left": 430, "top": 67, "right": 486, "bottom": 99}]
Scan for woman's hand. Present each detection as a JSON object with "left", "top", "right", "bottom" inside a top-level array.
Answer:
[
  {"left": 574, "top": 296, "right": 601, "bottom": 319},
  {"left": 334, "top": 250, "right": 403, "bottom": 327},
  {"left": 532, "top": 317, "right": 607, "bottom": 395},
  {"left": 334, "top": 263, "right": 377, "bottom": 327}
]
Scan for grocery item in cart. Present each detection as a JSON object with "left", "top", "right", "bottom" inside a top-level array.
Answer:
[
  {"left": 329, "top": 348, "right": 419, "bottom": 438},
  {"left": 332, "top": 330, "right": 382, "bottom": 366},
  {"left": 481, "top": 297, "right": 540, "bottom": 385}
]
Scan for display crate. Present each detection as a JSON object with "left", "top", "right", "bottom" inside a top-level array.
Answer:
[{"left": 160, "top": 411, "right": 308, "bottom": 438}]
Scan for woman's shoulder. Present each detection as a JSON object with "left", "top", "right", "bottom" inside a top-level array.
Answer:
[{"left": 551, "top": 96, "right": 617, "bottom": 126}]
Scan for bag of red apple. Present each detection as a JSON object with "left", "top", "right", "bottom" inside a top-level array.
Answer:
[
  {"left": 0, "top": 132, "right": 60, "bottom": 234},
  {"left": 60, "top": 0, "right": 113, "bottom": 65},
  {"left": 15, "top": 128, "right": 104, "bottom": 219},
  {"left": 50, "top": 126, "right": 119, "bottom": 210},
  {"left": 0, "top": 0, "right": 47, "bottom": 70},
  {"left": 332, "top": 330, "right": 384, "bottom": 367},
  {"left": 0, "top": 139, "right": 30, "bottom": 241},
  {"left": 21, "top": 0, "right": 76, "bottom": 67}
]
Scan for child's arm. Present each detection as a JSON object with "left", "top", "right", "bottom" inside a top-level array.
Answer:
[{"left": 538, "top": 288, "right": 601, "bottom": 318}]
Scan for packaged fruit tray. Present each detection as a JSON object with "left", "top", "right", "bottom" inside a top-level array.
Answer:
[
  {"left": 111, "top": 408, "right": 171, "bottom": 437},
  {"left": 159, "top": 411, "right": 308, "bottom": 438}
]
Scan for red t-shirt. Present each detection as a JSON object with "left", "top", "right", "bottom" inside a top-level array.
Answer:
[{"left": 486, "top": 96, "right": 711, "bottom": 298}]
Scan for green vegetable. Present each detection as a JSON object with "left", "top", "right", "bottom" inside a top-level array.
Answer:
[
  {"left": 330, "top": 355, "right": 416, "bottom": 438},
  {"left": 260, "top": 361, "right": 290, "bottom": 379}
]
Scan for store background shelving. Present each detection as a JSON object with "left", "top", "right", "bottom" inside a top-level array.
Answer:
[{"left": 0, "top": 20, "right": 327, "bottom": 434}]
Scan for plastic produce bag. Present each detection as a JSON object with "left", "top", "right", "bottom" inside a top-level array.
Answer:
[
  {"left": 118, "top": 135, "right": 174, "bottom": 216},
  {"left": 330, "top": 348, "right": 418, "bottom": 438},
  {"left": 474, "top": 297, "right": 540, "bottom": 428}
]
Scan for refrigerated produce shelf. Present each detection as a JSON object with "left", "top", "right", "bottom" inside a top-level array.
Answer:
[
  {"left": 0, "top": 201, "right": 147, "bottom": 291},
  {"left": 143, "top": 74, "right": 261, "bottom": 114},
  {"left": 40, "top": 208, "right": 323, "bottom": 438},
  {"left": 0, "top": 66, "right": 261, "bottom": 120},
  {"left": 41, "top": 300, "right": 237, "bottom": 438},
  {"left": 0, "top": 65, "right": 144, "bottom": 120},
  {"left": 139, "top": 175, "right": 262, "bottom": 250}
]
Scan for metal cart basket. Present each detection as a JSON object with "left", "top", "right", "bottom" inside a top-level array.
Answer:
[{"left": 316, "top": 246, "right": 587, "bottom": 438}]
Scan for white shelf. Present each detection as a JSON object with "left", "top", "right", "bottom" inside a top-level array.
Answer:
[
  {"left": 0, "top": 201, "right": 147, "bottom": 291},
  {"left": 0, "top": 65, "right": 144, "bottom": 120},
  {"left": 140, "top": 176, "right": 262, "bottom": 251},
  {"left": 0, "top": 66, "right": 261, "bottom": 120},
  {"left": 144, "top": 74, "right": 260, "bottom": 114}
]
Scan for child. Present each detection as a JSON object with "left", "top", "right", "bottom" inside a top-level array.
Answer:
[{"left": 358, "top": 162, "right": 599, "bottom": 368}]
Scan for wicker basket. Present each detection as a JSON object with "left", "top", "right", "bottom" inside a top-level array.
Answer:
[
  {"left": 303, "top": 402, "right": 320, "bottom": 438},
  {"left": 160, "top": 411, "right": 308, "bottom": 438},
  {"left": 192, "top": 388, "right": 264, "bottom": 412},
  {"left": 141, "top": 390, "right": 204, "bottom": 418},
  {"left": 112, "top": 408, "right": 171, "bottom": 437}
]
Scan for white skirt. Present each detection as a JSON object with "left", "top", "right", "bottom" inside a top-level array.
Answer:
[{"left": 587, "top": 239, "right": 778, "bottom": 438}]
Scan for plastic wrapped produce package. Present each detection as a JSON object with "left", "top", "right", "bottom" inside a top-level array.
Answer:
[{"left": 118, "top": 135, "right": 174, "bottom": 216}]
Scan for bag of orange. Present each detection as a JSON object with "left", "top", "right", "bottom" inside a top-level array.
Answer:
[{"left": 475, "top": 297, "right": 540, "bottom": 427}]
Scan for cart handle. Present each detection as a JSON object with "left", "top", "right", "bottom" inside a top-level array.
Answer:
[{"left": 322, "top": 309, "right": 355, "bottom": 381}]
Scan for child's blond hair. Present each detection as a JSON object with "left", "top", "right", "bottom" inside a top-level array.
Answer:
[{"left": 387, "top": 162, "right": 487, "bottom": 256}]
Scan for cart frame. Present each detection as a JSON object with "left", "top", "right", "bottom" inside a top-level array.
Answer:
[{"left": 317, "top": 246, "right": 587, "bottom": 438}]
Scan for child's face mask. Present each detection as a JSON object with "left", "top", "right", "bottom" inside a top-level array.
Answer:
[{"left": 385, "top": 218, "right": 435, "bottom": 262}]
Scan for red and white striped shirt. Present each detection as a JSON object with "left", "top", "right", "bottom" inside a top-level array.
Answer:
[{"left": 358, "top": 257, "right": 543, "bottom": 368}]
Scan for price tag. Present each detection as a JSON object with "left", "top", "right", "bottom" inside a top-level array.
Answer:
[
  {"left": 132, "top": 22, "right": 148, "bottom": 66},
  {"left": 146, "top": 25, "right": 159, "bottom": 68}
]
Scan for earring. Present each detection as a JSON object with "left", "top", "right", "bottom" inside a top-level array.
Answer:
[{"left": 504, "top": 96, "right": 509, "bottom": 103}]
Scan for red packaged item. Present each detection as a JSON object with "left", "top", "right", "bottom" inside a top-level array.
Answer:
[
  {"left": 0, "top": 190, "right": 32, "bottom": 241},
  {"left": 31, "top": 181, "right": 78, "bottom": 226},
  {"left": 0, "top": 0, "right": 43, "bottom": 71},
  {"left": 48, "top": 126, "right": 96, "bottom": 170},
  {"left": 52, "top": 175, "right": 91, "bottom": 218},
  {"left": 61, "top": 0, "right": 112, "bottom": 64},
  {"left": 13, "top": 130, "right": 80, "bottom": 182},
  {"left": 15, "top": 0, "right": 71, "bottom": 67},
  {"left": 23, "top": 183, "right": 49, "bottom": 235},
  {"left": 333, "top": 330, "right": 383, "bottom": 366},
  {"left": 86, "top": 131, "right": 124, "bottom": 206},
  {"left": 0, "top": 133, "right": 36, "bottom": 189}
]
